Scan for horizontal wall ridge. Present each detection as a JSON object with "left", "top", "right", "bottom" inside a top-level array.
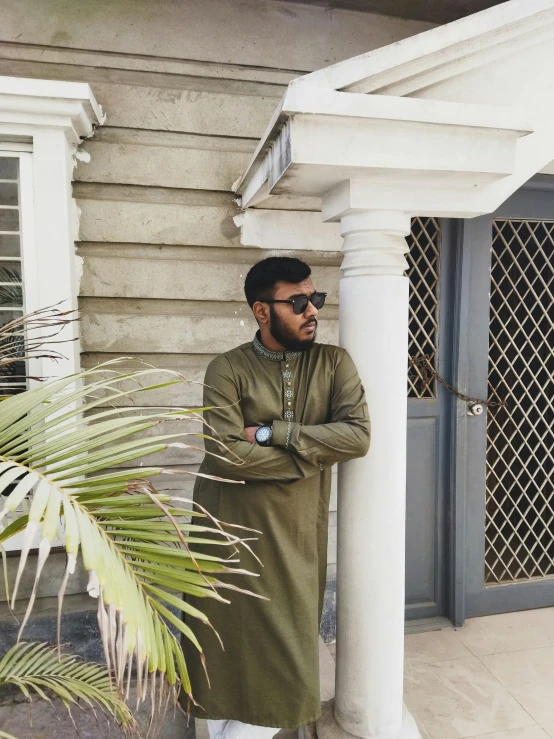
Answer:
[
  {"left": 0, "top": 55, "right": 286, "bottom": 98},
  {"left": 91, "top": 127, "right": 259, "bottom": 151},
  {"left": 0, "top": 40, "right": 304, "bottom": 84},
  {"left": 82, "top": 352, "right": 218, "bottom": 365},
  {"left": 79, "top": 296, "right": 340, "bottom": 319},
  {"left": 74, "top": 182, "right": 237, "bottom": 207},
  {"left": 76, "top": 243, "right": 342, "bottom": 267}
]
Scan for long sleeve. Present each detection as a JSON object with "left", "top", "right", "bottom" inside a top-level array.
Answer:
[
  {"left": 201, "top": 357, "right": 322, "bottom": 483},
  {"left": 271, "top": 349, "right": 370, "bottom": 468}
]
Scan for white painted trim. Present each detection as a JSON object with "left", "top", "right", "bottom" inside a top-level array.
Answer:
[
  {"left": 0, "top": 76, "right": 104, "bottom": 143},
  {"left": 16, "top": 151, "right": 40, "bottom": 387},
  {"left": 0, "top": 75, "right": 104, "bottom": 382},
  {"left": 297, "top": 0, "right": 554, "bottom": 93},
  {"left": 235, "top": 0, "right": 554, "bottom": 218},
  {"left": 0, "top": 141, "right": 33, "bottom": 153},
  {"left": 235, "top": 85, "right": 532, "bottom": 204},
  {"left": 235, "top": 209, "right": 342, "bottom": 251}
]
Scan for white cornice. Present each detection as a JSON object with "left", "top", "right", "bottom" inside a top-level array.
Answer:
[
  {"left": 295, "top": 0, "right": 554, "bottom": 95},
  {"left": 0, "top": 76, "right": 104, "bottom": 144},
  {"left": 235, "top": 0, "right": 554, "bottom": 222},
  {"left": 236, "top": 86, "right": 532, "bottom": 213},
  {"left": 235, "top": 85, "right": 532, "bottom": 203}
]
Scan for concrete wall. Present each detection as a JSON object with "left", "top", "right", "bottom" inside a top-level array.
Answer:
[{"left": 0, "top": 0, "right": 431, "bottom": 630}]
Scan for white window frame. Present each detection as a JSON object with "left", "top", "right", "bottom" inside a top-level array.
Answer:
[
  {"left": 0, "top": 78, "right": 103, "bottom": 551},
  {"left": 0, "top": 75, "right": 104, "bottom": 383}
]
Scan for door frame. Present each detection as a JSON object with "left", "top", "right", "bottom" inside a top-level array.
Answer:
[
  {"left": 404, "top": 218, "right": 459, "bottom": 622},
  {"left": 450, "top": 175, "right": 554, "bottom": 622}
]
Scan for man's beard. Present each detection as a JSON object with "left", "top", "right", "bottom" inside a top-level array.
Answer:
[{"left": 269, "top": 304, "right": 317, "bottom": 352}]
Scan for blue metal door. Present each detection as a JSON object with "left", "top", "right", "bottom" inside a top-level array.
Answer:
[{"left": 452, "top": 177, "right": 554, "bottom": 619}]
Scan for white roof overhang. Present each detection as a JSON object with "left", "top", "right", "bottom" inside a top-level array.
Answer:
[
  {"left": 0, "top": 76, "right": 104, "bottom": 145},
  {"left": 235, "top": 0, "right": 554, "bottom": 220}
]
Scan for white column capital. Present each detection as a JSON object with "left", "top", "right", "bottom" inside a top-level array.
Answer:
[{"left": 339, "top": 209, "right": 411, "bottom": 279}]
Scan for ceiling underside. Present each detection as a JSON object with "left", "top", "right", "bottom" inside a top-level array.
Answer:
[{"left": 280, "top": 0, "right": 506, "bottom": 24}]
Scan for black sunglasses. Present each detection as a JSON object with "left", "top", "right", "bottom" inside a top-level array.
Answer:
[{"left": 263, "top": 291, "right": 327, "bottom": 315}]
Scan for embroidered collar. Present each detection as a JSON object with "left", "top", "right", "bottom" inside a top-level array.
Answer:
[{"left": 252, "top": 332, "right": 301, "bottom": 362}]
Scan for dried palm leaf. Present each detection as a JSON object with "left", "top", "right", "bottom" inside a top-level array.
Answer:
[{"left": 0, "top": 359, "right": 260, "bottom": 713}]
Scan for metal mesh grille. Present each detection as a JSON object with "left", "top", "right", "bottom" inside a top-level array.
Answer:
[
  {"left": 485, "top": 219, "right": 554, "bottom": 584},
  {"left": 407, "top": 217, "right": 441, "bottom": 398}
]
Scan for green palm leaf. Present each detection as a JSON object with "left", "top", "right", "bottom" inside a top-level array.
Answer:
[
  {"left": 0, "top": 641, "right": 133, "bottom": 727},
  {"left": 0, "top": 359, "right": 261, "bottom": 711}
]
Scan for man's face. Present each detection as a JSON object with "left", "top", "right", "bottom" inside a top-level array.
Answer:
[{"left": 268, "top": 277, "right": 319, "bottom": 351}]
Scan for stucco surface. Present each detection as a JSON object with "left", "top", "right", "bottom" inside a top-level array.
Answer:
[
  {"left": 0, "top": 0, "right": 429, "bottom": 640},
  {"left": 282, "top": 0, "right": 504, "bottom": 24},
  {"left": 0, "top": 0, "right": 431, "bottom": 71}
]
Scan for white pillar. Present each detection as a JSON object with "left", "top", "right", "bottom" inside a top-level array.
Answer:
[{"left": 318, "top": 210, "right": 421, "bottom": 739}]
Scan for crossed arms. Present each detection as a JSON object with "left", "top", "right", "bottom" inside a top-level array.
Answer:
[{"left": 201, "top": 350, "right": 370, "bottom": 484}]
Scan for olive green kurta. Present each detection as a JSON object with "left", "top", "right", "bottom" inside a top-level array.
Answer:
[{"left": 183, "top": 333, "right": 370, "bottom": 728}]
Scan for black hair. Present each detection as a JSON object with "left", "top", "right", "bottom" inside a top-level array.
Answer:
[{"left": 244, "top": 256, "right": 311, "bottom": 308}]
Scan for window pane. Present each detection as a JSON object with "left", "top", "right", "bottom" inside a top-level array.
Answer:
[
  {"left": 0, "top": 261, "right": 22, "bottom": 307},
  {"left": 0, "top": 158, "right": 18, "bottom": 180},
  {"left": 0, "top": 208, "right": 19, "bottom": 231},
  {"left": 0, "top": 182, "right": 18, "bottom": 206},
  {"left": 0, "top": 309, "right": 25, "bottom": 397},
  {"left": 0, "top": 261, "right": 22, "bottom": 279},
  {"left": 0, "top": 235, "right": 20, "bottom": 257}
]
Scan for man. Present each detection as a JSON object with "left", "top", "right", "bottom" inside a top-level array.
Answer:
[{"left": 183, "top": 256, "right": 370, "bottom": 739}]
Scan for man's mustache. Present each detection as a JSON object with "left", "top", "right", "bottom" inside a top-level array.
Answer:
[{"left": 302, "top": 319, "right": 318, "bottom": 329}]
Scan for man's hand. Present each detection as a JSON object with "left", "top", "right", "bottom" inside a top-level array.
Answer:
[{"left": 244, "top": 426, "right": 260, "bottom": 444}]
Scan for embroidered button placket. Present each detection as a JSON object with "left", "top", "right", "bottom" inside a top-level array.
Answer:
[
  {"left": 252, "top": 332, "right": 298, "bottom": 432},
  {"left": 252, "top": 333, "right": 301, "bottom": 363}
]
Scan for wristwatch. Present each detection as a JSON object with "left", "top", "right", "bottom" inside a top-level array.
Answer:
[{"left": 255, "top": 425, "right": 273, "bottom": 446}]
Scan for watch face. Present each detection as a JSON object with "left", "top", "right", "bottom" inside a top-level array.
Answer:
[{"left": 256, "top": 426, "right": 271, "bottom": 444}]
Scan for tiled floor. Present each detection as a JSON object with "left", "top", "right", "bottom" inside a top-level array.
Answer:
[
  {"left": 6, "top": 609, "right": 551, "bottom": 739},
  {"left": 328, "top": 607, "right": 554, "bottom": 739}
]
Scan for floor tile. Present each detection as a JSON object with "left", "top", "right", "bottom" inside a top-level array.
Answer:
[
  {"left": 405, "top": 629, "right": 473, "bottom": 663},
  {"left": 404, "top": 656, "right": 535, "bottom": 739},
  {"left": 319, "top": 636, "right": 335, "bottom": 702},
  {"left": 463, "top": 727, "right": 549, "bottom": 738},
  {"left": 481, "top": 647, "right": 554, "bottom": 726},
  {"left": 196, "top": 719, "right": 209, "bottom": 739},
  {"left": 412, "top": 711, "right": 433, "bottom": 738},
  {"left": 542, "top": 725, "right": 554, "bottom": 738},
  {"left": 458, "top": 609, "right": 554, "bottom": 657}
]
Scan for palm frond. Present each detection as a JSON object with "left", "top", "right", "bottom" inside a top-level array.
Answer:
[
  {"left": 0, "top": 359, "right": 260, "bottom": 711},
  {"left": 0, "top": 641, "right": 133, "bottom": 727}
]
